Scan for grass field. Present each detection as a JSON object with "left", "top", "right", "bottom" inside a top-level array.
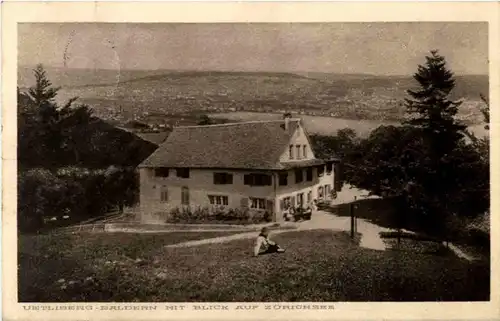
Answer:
[{"left": 18, "top": 230, "right": 489, "bottom": 302}]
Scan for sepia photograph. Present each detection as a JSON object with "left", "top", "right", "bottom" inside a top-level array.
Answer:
[
  {"left": 15, "top": 21, "right": 491, "bottom": 303},
  {"left": 2, "top": 3, "right": 498, "bottom": 320}
]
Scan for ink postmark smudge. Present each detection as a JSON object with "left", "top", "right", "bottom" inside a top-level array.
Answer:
[
  {"left": 62, "top": 31, "right": 122, "bottom": 96},
  {"left": 63, "top": 30, "right": 76, "bottom": 68}
]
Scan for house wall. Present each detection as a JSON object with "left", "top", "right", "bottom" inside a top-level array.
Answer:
[
  {"left": 274, "top": 164, "right": 335, "bottom": 219},
  {"left": 279, "top": 123, "right": 316, "bottom": 162},
  {"left": 139, "top": 168, "right": 277, "bottom": 223},
  {"left": 140, "top": 163, "right": 336, "bottom": 223}
]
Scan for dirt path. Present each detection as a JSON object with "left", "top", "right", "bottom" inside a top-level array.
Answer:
[
  {"left": 165, "top": 210, "right": 389, "bottom": 250},
  {"left": 164, "top": 210, "right": 481, "bottom": 262}
]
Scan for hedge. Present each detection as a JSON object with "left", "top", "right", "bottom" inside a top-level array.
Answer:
[{"left": 164, "top": 206, "right": 272, "bottom": 225}]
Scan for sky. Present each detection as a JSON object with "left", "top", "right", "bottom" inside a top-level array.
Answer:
[{"left": 18, "top": 22, "right": 488, "bottom": 76}]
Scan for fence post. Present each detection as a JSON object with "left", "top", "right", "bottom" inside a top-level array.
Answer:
[{"left": 350, "top": 196, "right": 356, "bottom": 238}]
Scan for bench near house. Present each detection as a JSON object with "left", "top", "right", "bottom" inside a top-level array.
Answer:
[{"left": 138, "top": 117, "right": 340, "bottom": 223}]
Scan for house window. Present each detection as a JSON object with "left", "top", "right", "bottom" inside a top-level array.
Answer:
[
  {"left": 318, "top": 186, "right": 324, "bottom": 199},
  {"left": 278, "top": 173, "right": 288, "bottom": 186},
  {"left": 295, "top": 169, "right": 303, "bottom": 183},
  {"left": 213, "top": 172, "right": 233, "bottom": 185},
  {"left": 296, "top": 145, "right": 301, "bottom": 159},
  {"left": 181, "top": 186, "right": 189, "bottom": 205},
  {"left": 250, "top": 197, "right": 266, "bottom": 210},
  {"left": 303, "top": 145, "right": 307, "bottom": 158},
  {"left": 208, "top": 195, "right": 229, "bottom": 206},
  {"left": 160, "top": 186, "right": 168, "bottom": 202},
  {"left": 289, "top": 145, "right": 294, "bottom": 159},
  {"left": 244, "top": 173, "right": 272, "bottom": 186},
  {"left": 176, "top": 168, "right": 190, "bottom": 178},
  {"left": 307, "top": 190, "right": 312, "bottom": 204},
  {"left": 318, "top": 165, "right": 325, "bottom": 177},
  {"left": 306, "top": 167, "right": 313, "bottom": 181},
  {"left": 326, "top": 163, "right": 333, "bottom": 175},
  {"left": 297, "top": 193, "right": 304, "bottom": 207},
  {"left": 154, "top": 167, "right": 169, "bottom": 177}
]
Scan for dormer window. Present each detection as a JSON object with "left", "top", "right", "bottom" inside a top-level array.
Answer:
[
  {"left": 289, "top": 145, "right": 294, "bottom": 159},
  {"left": 303, "top": 145, "right": 307, "bottom": 158},
  {"left": 296, "top": 145, "right": 301, "bottom": 159}
]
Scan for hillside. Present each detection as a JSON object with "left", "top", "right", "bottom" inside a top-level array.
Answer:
[
  {"left": 19, "top": 68, "right": 489, "bottom": 125},
  {"left": 17, "top": 66, "right": 171, "bottom": 89}
]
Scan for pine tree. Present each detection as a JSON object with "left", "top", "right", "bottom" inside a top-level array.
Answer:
[
  {"left": 404, "top": 50, "right": 467, "bottom": 155},
  {"left": 28, "top": 65, "right": 59, "bottom": 106},
  {"left": 403, "top": 50, "right": 468, "bottom": 235},
  {"left": 19, "top": 64, "right": 94, "bottom": 167}
]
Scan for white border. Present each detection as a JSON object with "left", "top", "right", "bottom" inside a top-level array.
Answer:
[{"left": 2, "top": 2, "right": 499, "bottom": 321}]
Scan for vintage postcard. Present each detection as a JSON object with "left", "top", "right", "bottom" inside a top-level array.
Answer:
[{"left": 2, "top": 1, "right": 499, "bottom": 321}]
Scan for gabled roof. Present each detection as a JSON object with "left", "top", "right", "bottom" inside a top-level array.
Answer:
[{"left": 139, "top": 120, "right": 302, "bottom": 170}]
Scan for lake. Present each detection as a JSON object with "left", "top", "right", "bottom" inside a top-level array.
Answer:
[{"left": 210, "top": 111, "right": 488, "bottom": 138}]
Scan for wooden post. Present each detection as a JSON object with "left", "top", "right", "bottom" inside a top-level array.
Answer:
[
  {"left": 350, "top": 196, "right": 356, "bottom": 238},
  {"left": 355, "top": 213, "right": 358, "bottom": 234}
]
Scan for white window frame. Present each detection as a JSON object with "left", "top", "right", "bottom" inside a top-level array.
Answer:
[
  {"left": 208, "top": 195, "right": 229, "bottom": 206},
  {"left": 250, "top": 197, "right": 266, "bottom": 210}
]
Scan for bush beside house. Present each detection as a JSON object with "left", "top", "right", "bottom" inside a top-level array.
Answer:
[{"left": 159, "top": 206, "right": 272, "bottom": 225}]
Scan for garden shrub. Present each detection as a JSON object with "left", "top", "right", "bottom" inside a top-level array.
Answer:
[{"left": 166, "top": 206, "right": 269, "bottom": 224}]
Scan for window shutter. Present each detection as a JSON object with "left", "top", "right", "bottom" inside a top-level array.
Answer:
[{"left": 240, "top": 197, "right": 249, "bottom": 208}]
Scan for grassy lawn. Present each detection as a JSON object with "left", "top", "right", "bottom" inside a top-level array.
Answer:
[{"left": 18, "top": 230, "right": 489, "bottom": 302}]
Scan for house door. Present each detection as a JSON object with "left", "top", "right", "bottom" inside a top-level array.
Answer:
[
  {"left": 324, "top": 185, "right": 331, "bottom": 199},
  {"left": 297, "top": 193, "right": 304, "bottom": 208}
]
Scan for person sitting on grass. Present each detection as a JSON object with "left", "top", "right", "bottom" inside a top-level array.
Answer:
[{"left": 253, "top": 227, "right": 285, "bottom": 256}]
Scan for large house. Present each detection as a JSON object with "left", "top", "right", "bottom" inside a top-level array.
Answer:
[{"left": 138, "top": 117, "right": 340, "bottom": 223}]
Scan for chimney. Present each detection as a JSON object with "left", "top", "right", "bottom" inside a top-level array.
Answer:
[{"left": 283, "top": 112, "right": 292, "bottom": 131}]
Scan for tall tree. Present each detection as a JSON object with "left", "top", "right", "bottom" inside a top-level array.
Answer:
[
  {"left": 404, "top": 50, "right": 466, "bottom": 151},
  {"left": 27, "top": 64, "right": 60, "bottom": 110},
  {"left": 403, "top": 50, "right": 469, "bottom": 234},
  {"left": 18, "top": 64, "right": 94, "bottom": 168}
]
